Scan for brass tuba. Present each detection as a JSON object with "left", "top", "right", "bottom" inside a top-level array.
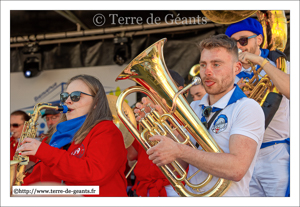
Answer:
[
  {"left": 10, "top": 103, "right": 68, "bottom": 195},
  {"left": 115, "top": 38, "right": 231, "bottom": 197}
]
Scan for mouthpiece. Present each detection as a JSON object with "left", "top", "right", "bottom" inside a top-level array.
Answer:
[
  {"left": 170, "top": 76, "right": 201, "bottom": 113},
  {"left": 57, "top": 105, "right": 69, "bottom": 113},
  {"left": 238, "top": 49, "right": 242, "bottom": 54},
  {"left": 192, "top": 77, "right": 201, "bottom": 85}
]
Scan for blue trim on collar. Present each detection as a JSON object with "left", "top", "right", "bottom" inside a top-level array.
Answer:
[
  {"left": 199, "top": 85, "right": 246, "bottom": 129},
  {"left": 227, "top": 84, "right": 247, "bottom": 106},
  {"left": 237, "top": 71, "right": 253, "bottom": 79},
  {"left": 201, "top": 105, "right": 222, "bottom": 113},
  {"left": 256, "top": 49, "right": 269, "bottom": 71},
  {"left": 199, "top": 85, "right": 246, "bottom": 110}
]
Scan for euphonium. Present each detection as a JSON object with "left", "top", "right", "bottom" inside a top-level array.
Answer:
[
  {"left": 115, "top": 38, "right": 231, "bottom": 197},
  {"left": 10, "top": 103, "right": 68, "bottom": 194}
]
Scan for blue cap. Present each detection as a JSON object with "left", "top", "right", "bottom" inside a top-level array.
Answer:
[{"left": 225, "top": 18, "right": 263, "bottom": 38}]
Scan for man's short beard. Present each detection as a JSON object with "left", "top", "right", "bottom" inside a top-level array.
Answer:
[{"left": 204, "top": 75, "right": 234, "bottom": 96}]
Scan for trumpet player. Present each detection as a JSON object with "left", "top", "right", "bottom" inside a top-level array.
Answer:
[
  {"left": 225, "top": 17, "right": 290, "bottom": 197},
  {"left": 135, "top": 34, "right": 265, "bottom": 196}
]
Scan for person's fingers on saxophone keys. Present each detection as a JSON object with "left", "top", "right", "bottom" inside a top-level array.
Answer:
[
  {"left": 16, "top": 142, "right": 27, "bottom": 155},
  {"left": 17, "top": 138, "right": 41, "bottom": 156},
  {"left": 16, "top": 137, "right": 28, "bottom": 154}
]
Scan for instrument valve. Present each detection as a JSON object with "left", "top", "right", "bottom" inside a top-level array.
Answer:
[
  {"left": 140, "top": 108, "right": 146, "bottom": 114},
  {"left": 147, "top": 103, "right": 153, "bottom": 109}
]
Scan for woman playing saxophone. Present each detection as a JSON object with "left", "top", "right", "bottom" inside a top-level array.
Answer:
[{"left": 17, "top": 74, "right": 128, "bottom": 197}]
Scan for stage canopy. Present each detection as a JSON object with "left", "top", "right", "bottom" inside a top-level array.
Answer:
[{"left": 10, "top": 10, "right": 290, "bottom": 81}]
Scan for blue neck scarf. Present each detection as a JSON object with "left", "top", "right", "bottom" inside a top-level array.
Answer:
[
  {"left": 50, "top": 115, "right": 87, "bottom": 149},
  {"left": 200, "top": 85, "right": 246, "bottom": 128},
  {"left": 237, "top": 48, "right": 269, "bottom": 80}
]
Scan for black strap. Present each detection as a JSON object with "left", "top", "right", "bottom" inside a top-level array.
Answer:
[
  {"left": 195, "top": 110, "right": 223, "bottom": 149},
  {"left": 24, "top": 160, "right": 41, "bottom": 173},
  {"left": 262, "top": 92, "right": 283, "bottom": 129},
  {"left": 62, "top": 143, "right": 71, "bottom": 151},
  {"left": 268, "top": 49, "right": 288, "bottom": 62},
  {"left": 24, "top": 143, "right": 71, "bottom": 173},
  {"left": 263, "top": 49, "right": 286, "bottom": 126}
]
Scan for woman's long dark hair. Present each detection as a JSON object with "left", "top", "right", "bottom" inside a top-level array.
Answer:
[{"left": 48, "top": 74, "right": 113, "bottom": 144}]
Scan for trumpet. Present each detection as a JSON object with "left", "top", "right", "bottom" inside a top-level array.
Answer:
[{"left": 237, "top": 49, "right": 271, "bottom": 105}]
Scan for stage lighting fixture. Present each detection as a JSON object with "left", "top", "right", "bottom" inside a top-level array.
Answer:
[
  {"left": 22, "top": 54, "right": 42, "bottom": 78},
  {"left": 113, "top": 37, "right": 131, "bottom": 66},
  {"left": 22, "top": 42, "right": 42, "bottom": 78}
]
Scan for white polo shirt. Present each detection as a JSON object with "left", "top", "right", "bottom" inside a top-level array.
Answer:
[
  {"left": 234, "top": 50, "right": 290, "bottom": 143},
  {"left": 186, "top": 86, "right": 265, "bottom": 196}
]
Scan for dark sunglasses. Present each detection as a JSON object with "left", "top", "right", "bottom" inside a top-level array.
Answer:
[
  {"left": 233, "top": 35, "right": 257, "bottom": 46},
  {"left": 60, "top": 91, "right": 94, "bottom": 103},
  {"left": 10, "top": 123, "right": 22, "bottom": 128}
]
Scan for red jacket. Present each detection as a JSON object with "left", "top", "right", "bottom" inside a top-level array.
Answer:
[
  {"left": 131, "top": 139, "right": 170, "bottom": 197},
  {"left": 23, "top": 120, "right": 128, "bottom": 197},
  {"left": 10, "top": 137, "right": 18, "bottom": 160}
]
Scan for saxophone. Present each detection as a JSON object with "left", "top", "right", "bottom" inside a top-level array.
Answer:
[{"left": 10, "top": 103, "right": 68, "bottom": 195}]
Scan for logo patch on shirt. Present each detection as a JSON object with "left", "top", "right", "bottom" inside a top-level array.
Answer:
[
  {"left": 211, "top": 114, "right": 228, "bottom": 134},
  {"left": 70, "top": 144, "right": 85, "bottom": 158}
]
